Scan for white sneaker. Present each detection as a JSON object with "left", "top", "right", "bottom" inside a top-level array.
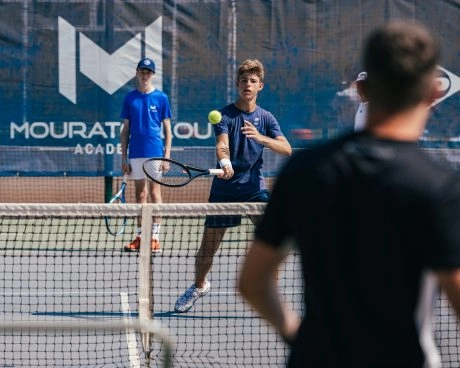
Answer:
[{"left": 174, "top": 280, "right": 211, "bottom": 313}]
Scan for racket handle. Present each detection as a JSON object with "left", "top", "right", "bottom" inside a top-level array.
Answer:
[{"left": 208, "top": 169, "right": 224, "bottom": 175}]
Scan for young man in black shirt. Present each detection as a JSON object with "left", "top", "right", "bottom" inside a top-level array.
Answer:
[{"left": 239, "top": 21, "right": 460, "bottom": 368}]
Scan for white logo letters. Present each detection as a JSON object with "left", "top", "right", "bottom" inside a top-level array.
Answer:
[{"left": 58, "top": 16, "right": 163, "bottom": 104}]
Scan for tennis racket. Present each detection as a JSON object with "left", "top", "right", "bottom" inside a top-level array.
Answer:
[
  {"left": 105, "top": 174, "right": 128, "bottom": 236},
  {"left": 143, "top": 158, "right": 224, "bottom": 187}
]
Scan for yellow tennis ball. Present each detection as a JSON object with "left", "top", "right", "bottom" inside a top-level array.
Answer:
[{"left": 208, "top": 110, "right": 222, "bottom": 124}]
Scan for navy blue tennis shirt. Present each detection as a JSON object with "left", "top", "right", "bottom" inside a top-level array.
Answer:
[{"left": 209, "top": 103, "right": 284, "bottom": 197}]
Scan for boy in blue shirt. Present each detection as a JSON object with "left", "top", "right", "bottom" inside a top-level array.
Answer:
[
  {"left": 120, "top": 58, "right": 172, "bottom": 252},
  {"left": 174, "top": 59, "right": 292, "bottom": 312}
]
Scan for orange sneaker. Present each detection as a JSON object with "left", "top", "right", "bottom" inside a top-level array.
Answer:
[
  {"left": 124, "top": 236, "right": 161, "bottom": 253},
  {"left": 124, "top": 236, "right": 141, "bottom": 252},
  {"left": 151, "top": 238, "right": 161, "bottom": 253}
]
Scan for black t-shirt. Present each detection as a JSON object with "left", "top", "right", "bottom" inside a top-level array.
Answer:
[{"left": 255, "top": 133, "right": 460, "bottom": 368}]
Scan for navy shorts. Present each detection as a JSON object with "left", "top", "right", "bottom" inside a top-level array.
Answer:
[{"left": 204, "top": 189, "right": 270, "bottom": 228}]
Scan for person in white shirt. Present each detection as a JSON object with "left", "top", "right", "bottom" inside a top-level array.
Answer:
[{"left": 354, "top": 71, "right": 368, "bottom": 132}]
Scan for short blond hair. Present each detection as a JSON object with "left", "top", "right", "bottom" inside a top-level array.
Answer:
[{"left": 237, "top": 59, "right": 265, "bottom": 82}]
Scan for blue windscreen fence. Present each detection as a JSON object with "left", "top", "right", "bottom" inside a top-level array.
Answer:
[{"left": 1, "top": 0, "right": 459, "bottom": 177}]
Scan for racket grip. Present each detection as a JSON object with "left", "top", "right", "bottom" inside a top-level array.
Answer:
[{"left": 208, "top": 169, "right": 224, "bottom": 175}]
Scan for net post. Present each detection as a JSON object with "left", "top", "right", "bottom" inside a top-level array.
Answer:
[{"left": 139, "top": 204, "right": 154, "bottom": 356}]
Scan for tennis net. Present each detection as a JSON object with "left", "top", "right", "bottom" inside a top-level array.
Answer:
[
  {"left": 0, "top": 203, "right": 459, "bottom": 367},
  {"left": 0, "top": 204, "right": 172, "bottom": 368}
]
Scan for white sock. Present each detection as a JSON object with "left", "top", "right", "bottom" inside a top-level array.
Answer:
[{"left": 152, "top": 223, "right": 161, "bottom": 240}]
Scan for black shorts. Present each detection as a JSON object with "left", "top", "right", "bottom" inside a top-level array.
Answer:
[{"left": 204, "top": 189, "right": 270, "bottom": 228}]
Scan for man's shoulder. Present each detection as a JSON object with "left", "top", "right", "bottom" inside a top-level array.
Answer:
[
  {"left": 283, "top": 134, "right": 354, "bottom": 172},
  {"left": 152, "top": 88, "right": 167, "bottom": 96},
  {"left": 125, "top": 89, "right": 139, "bottom": 98},
  {"left": 221, "top": 103, "right": 236, "bottom": 113},
  {"left": 220, "top": 103, "right": 241, "bottom": 119},
  {"left": 255, "top": 105, "right": 272, "bottom": 115}
]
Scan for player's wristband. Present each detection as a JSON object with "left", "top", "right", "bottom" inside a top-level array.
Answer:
[{"left": 219, "top": 158, "right": 232, "bottom": 169}]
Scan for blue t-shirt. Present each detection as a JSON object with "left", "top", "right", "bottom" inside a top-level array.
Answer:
[
  {"left": 120, "top": 89, "right": 172, "bottom": 158},
  {"left": 210, "top": 103, "right": 284, "bottom": 197}
]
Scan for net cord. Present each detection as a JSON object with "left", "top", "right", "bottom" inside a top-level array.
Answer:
[{"left": 0, "top": 202, "right": 267, "bottom": 217}]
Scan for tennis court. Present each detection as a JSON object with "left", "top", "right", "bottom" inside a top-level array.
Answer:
[
  {"left": 1, "top": 1, "right": 459, "bottom": 366},
  {"left": 1, "top": 203, "right": 460, "bottom": 367},
  {"left": 0, "top": 203, "right": 302, "bottom": 367},
  {"left": 0, "top": 209, "right": 151, "bottom": 367}
]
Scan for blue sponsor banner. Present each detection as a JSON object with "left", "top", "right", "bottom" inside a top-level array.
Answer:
[{"left": 0, "top": 1, "right": 459, "bottom": 176}]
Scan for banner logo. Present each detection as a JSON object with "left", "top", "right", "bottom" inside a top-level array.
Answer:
[
  {"left": 58, "top": 16, "right": 163, "bottom": 104},
  {"left": 432, "top": 66, "right": 460, "bottom": 107}
]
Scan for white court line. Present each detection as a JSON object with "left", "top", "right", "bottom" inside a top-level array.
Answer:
[{"left": 120, "top": 292, "right": 141, "bottom": 368}]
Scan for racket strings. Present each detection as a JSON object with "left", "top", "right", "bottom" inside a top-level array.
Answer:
[
  {"left": 105, "top": 183, "right": 127, "bottom": 235},
  {"left": 144, "top": 161, "right": 191, "bottom": 186}
]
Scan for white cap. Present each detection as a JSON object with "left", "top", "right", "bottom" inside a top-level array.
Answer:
[{"left": 355, "top": 71, "right": 367, "bottom": 82}]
